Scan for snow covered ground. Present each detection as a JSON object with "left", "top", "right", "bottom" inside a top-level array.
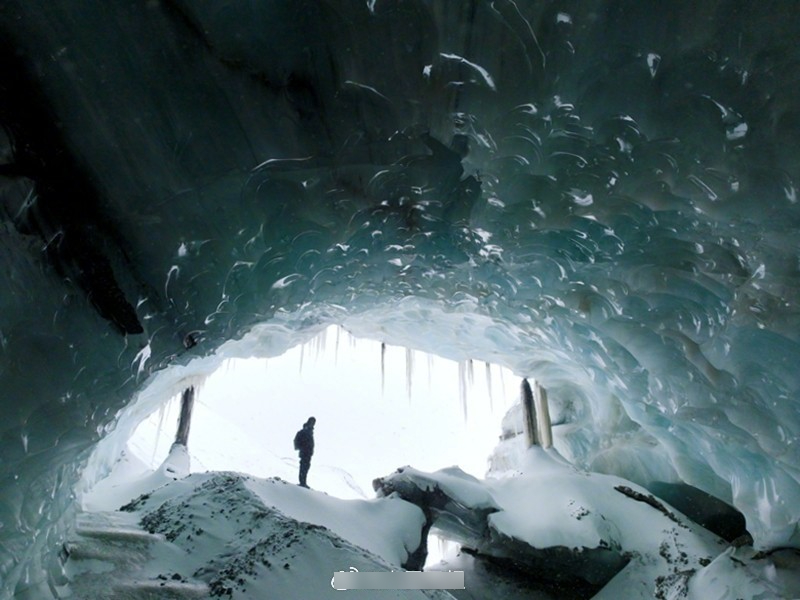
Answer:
[
  {"left": 73, "top": 439, "right": 800, "bottom": 599},
  {"left": 70, "top": 449, "right": 456, "bottom": 599}
]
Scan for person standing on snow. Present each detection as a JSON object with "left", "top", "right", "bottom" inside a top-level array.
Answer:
[{"left": 293, "top": 417, "right": 316, "bottom": 488}]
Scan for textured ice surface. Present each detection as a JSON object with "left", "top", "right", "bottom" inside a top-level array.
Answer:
[{"left": 2, "top": 0, "right": 800, "bottom": 597}]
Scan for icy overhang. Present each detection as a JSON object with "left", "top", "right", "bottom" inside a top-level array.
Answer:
[{"left": 1, "top": 0, "right": 800, "bottom": 597}]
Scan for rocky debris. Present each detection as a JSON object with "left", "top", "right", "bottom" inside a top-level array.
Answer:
[
  {"left": 120, "top": 492, "right": 151, "bottom": 512},
  {"left": 481, "top": 528, "right": 629, "bottom": 587},
  {"left": 646, "top": 482, "right": 747, "bottom": 542},
  {"left": 654, "top": 569, "right": 694, "bottom": 600},
  {"left": 613, "top": 485, "right": 684, "bottom": 527},
  {"left": 568, "top": 500, "right": 591, "bottom": 520}
]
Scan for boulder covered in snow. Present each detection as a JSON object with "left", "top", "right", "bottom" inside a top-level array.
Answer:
[{"left": 376, "top": 448, "right": 729, "bottom": 598}]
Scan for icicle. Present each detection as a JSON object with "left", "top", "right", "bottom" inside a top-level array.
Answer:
[
  {"left": 316, "top": 327, "right": 327, "bottom": 360},
  {"left": 299, "top": 343, "right": 305, "bottom": 374},
  {"left": 335, "top": 326, "right": 341, "bottom": 365},
  {"left": 466, "top": 359, "right": 475, "bottom": 419},
  {"left": 151, "top": 397, "right": 169, "bottom": 465},
  {"left": 485, "top": 362, "right": 494, "bottom": 411},
  {"left": 405, "top": 348, "right": 414, "bottom": 402},
  {"left": 458, "top": 361, "right": 468, "bottom": 421},
  {"left": 311, "top": 332, "right": 320, "bottom": 361},
  {"left": 381, "top": 342, "right": 386, "bottom": 396},
  {"left": 427, "top": 353, "right": 434, "bottom": 390}
]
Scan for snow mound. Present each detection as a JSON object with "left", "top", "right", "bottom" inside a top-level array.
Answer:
[
  {"left": 377, "top": 447, "right": 728, "bottom": 598},
  {"left": 116, "top": 471, "right": 453, "bottom": 599}
]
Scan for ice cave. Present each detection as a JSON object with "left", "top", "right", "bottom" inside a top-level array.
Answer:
[{"left": 1, "top": 0, "right": 800, "bottom": 598}]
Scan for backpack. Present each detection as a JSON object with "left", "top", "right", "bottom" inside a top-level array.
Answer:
[{"left": 293, "top": 430, "right": 301, "bottom": 451}]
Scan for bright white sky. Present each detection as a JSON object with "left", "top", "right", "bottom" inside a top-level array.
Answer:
[{"left": 129, "top": 325, "right": 519, "bottom": 499}]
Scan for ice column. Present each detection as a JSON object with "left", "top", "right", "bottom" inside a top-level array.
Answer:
[
  {"left": 174, "top": 386, "right": 195, "bottom": 447},
  {"left": 520, "top": 378, "right": 553, "bottom": 449},
  {"left": 521, "top": 379, "right": 538, "bottom": 446},
  {"left": 534, "top": 381, "right": 552, "bottom": 449}
]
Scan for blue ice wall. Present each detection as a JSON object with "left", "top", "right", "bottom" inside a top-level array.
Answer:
[{"left": 1, "top": 1, "right": 799, "bottom": 596}]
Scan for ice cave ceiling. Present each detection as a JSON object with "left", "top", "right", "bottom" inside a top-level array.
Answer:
[{"left": 1, "top": 0, "right": 799, "bottom": 596}]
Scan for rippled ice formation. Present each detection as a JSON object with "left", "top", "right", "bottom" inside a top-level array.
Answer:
[{"left": 1, "top": 1, "right": 799, "bottom": 597}]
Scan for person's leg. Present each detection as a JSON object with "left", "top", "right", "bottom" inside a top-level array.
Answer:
[{"left": 299, "top": 456, "right": 310, "bottom": 487}]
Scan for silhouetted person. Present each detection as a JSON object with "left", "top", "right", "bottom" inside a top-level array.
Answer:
[{"left": 293, "top": 417, "right": 316, "bottom": 488}]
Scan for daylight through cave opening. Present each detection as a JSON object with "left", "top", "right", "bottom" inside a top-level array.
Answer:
[{"left": 87, "top": 322, "right": 524, "bottom": 509}]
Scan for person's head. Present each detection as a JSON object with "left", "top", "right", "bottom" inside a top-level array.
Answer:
[{"left": 305, "top": 416, "right": 316, "bottom": 428}]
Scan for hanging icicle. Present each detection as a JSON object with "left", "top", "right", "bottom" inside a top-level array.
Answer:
[
  {"left": 458, "top": 361, "right": 468, "bottom": 421},
  {"left": 312, "top": 328, "right": 325, "bottom": 360},
  {"left": 335, "top": 326, "right": 341, "bottom": 366},
  {"left": 427, "top": 353, "right": 434, "bottom": 390},
  {"left": 298, "top": 342, "right": 305, "bottom": 374},
  {"left": 405, "top": 347, "right": 414, "bottom": 402},
  {"left": 381, "top": 342, "right": 386, "bottom": 396},
  {"left": 151, "top": 399, "right": 169, "bottom": 465},
  {"left": 485, "top": 362, "right": 494, "bottom": 411}
]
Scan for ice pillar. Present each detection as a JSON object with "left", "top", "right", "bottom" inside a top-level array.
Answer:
[
  {"left": 534, "top": 381, "right": 552, "bottom": 449},
  {"left": 521, "top": 379, "right": 553, "bottom": 449},
  {"left": 521, "top": 379, "right": 538, "bottom": 447},
  {"left": 174, "top": 386, "right": 195, "bottom": 447}
]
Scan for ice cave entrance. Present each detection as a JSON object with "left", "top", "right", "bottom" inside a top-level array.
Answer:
[{"left": 125, "top": 323, "right": 517, "bottom": 511}]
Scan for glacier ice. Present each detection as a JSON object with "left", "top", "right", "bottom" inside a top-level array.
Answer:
[{"left": 1, "top": 0, "right": 800, "bottom": 597}]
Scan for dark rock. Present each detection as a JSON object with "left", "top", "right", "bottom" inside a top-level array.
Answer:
[{"left": 647, "top": 481, "right": 748, "bottom": 542}]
